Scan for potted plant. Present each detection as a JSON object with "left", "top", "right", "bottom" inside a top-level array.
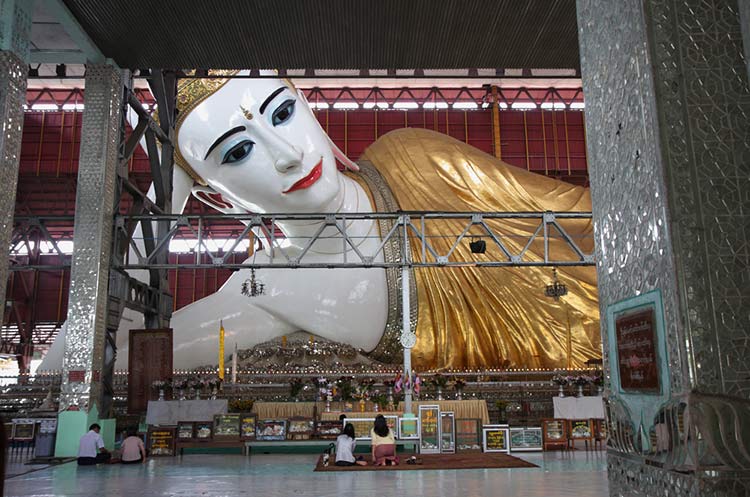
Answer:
[
  {"left": 453, "top": 377, "right": 467, "bottom": 400},
  {"left": 354, "top": 378, "right": 374, "bottom": 411},
  {"left": 152, "top": 379, "right": 170, "bottom": 401},
  {"left": 289, "top": 378, "right": 305, "bottom": 401},
  {"left": 552, "top": 373, "right": 569, "bottom": 397},
  {"left": 592, "top": 373, "right": 604, "bottom": 395},
  {"left": 335, "top": 376, "right": 354, "bottom": 401},
  {"left": 370, "top": 390, "right": 388, "bottom": 412},
  {"left": 173, "top": 378, "right": 188, "bottom": 400},
  {"left": 495, "top": 400, "right": 508, "bottom": 424},
  {"left": 573, "top": 374, "right": 593, "bottom": 397},
  {"left": 430, "top": 373, "right": 449, "bottom": 400},
  {"left": 229, "top": 398, "right": 254, "bottom": 412}
]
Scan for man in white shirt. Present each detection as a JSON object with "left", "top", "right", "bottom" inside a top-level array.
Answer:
[{"left": 77, "top": 423, "right": 111, "bottom": 466}]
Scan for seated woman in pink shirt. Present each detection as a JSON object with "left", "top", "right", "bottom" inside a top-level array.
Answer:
[
  {"left": 120, "top": 429, "right": 146, "bottom": 465},
  {"left": 370, "top": 415, "right": 398, "bottom": 466}
]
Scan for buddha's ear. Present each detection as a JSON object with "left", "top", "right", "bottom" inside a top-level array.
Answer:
[{"left": 191, "top": 185, "right": 246, "bottom": 214}]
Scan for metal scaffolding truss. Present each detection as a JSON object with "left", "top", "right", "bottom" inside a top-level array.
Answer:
[
  {"left": 304, "top": 86, "right": 584, "bottom": 110},
  {"left": 24, "top": 86, "right": 584, "bottom": 111},
  {"left": 113, "top": 211, "right": 595, "bottom": 270}
]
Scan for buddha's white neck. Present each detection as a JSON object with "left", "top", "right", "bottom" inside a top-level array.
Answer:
[{"left": 272, "top": 174, "right": 376, "bottom": 255}]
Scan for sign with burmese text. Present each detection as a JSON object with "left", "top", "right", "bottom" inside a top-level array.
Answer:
[
  {"left": 615, "top": 307, "right": 659, "bottom": 393},
  {"left": 482, "top": 427, "right": 509, "bottom": 453}
]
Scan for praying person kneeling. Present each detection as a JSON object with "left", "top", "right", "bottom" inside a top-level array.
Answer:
[
  {"left": 77, "top": 424, "right": 111, "bottom": 466},
  {"left": 335, "top": 424, "right": 367, "bottom": 466}
]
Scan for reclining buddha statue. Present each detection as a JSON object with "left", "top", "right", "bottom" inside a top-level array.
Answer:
[{"left": 41, "top": 72, "right": 601, "bottom": 371}]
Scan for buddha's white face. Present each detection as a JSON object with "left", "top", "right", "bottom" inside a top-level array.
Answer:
[{"left": 178, "top": 78, "right": 340, "bottom": 213}]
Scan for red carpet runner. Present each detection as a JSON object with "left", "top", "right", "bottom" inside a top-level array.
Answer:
[{"left": 314, "top": 452, "right": 538, "bottom": 472}]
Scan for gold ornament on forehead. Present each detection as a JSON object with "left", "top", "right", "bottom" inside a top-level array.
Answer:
[
  {"left": 153, "top": 69, "right": 240, "bottom": 186},
  {"left": 240, "top": 106, "right": 253, "bottom": 121}
]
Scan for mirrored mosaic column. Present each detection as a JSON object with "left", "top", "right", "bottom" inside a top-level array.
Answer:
[
  {"left": 59, "top": 64, "right": 124, "bottom": 413},
  {"left": 578, "top": 0, "right": 750, "bottom": 494},
  {"left": 741, "top": 0, "right": 750, "bottom": 82},
  {"left": 0, "top": 0, "right": 31, "bottom": 337}
]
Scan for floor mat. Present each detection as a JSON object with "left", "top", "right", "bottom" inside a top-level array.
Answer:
[{"left": 314, "top": 452, "right": 538, "bottom": 471}]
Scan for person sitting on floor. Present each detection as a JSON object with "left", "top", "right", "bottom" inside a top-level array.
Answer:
[
  {"left": 77, "top": 423, "right": 111, "bottom": 466},
  {"left": 120, "top": 429, "right": 146, "bottom": 465},
  {"left": 335, "top": 423, "right": 367, "bottom": 467},
  {"left": 370, "top": 415, "right": 398, "bottom": 466}
]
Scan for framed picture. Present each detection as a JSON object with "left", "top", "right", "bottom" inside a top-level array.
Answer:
[
  {"left": 419, "top": 405, "right": 441, "bottom": 454},
  {"left": 440, "top": 411, "right": 455, "bottom": 453},
  {"left": 542, "top": 419, "right": 568, "bottom": 450},
  {"left": 214, "top": 414, "right": 241, "bottom": 439},
  {"left": 148, "top": 427, "right": 176, "bottom": 456},
  {"left": 343, "top": 418, "right": 374, "bottom": 440},
  {"left": 240, "top": 414, "right": 257, "bottom": 440},
  {"left": 315, "top": 420, "right": 343, "bottom": 440},
  {"left": 398, "top": 417, "right": 420, "bottom": 440},
  {"left": 256, "top": 419, "right": 287, "bottom": 441},
  {"left": 177, "top": 422, "right": 195, "bottom": 440},
  {"left": 39, "top": 419, "right": 57, "bottom": 434},
  {"left": 455, "top": 418, "right": 482, "bottom": 451},
  {"left": 11, "top": 422, "right": 36, "bottom": 441},
  {"left": 482, "top": 426, "right": 510, "bottom": 453},
  {"left": 569, "top": 419, "right": 593, "bottom": 440},
  {"left": 509, "top": 427, "right": 543, "bottom": 451},
  {"left": 287, "top": 418, "right": 314, "bottom": 440},
  {"left": 194, "top": 421, "right": 213, "bottom": 440}
]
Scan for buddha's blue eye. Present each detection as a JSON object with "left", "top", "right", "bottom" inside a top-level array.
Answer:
[
  {"left": 222, "top": 140, "right": 254, "bottom": 164},
  {"left": 272, "top": 99, "right": 295, "bottom": 126}
]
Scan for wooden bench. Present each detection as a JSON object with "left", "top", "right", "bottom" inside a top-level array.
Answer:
[
  {"left": 175, "top": 440, "right": 248, "bottom": 456},
  {"left": 244, "top": 439, "right": 419, "bottom": 457}
]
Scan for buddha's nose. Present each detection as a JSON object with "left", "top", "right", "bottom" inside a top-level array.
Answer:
[{"left": 253, "top": 125, "right": 304, "bottom": 173}]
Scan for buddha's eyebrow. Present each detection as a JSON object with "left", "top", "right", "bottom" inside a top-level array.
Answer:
[
  {"left": 260, "top": 87, "right": 287, "bottom": 115},
  {"left": 204, "top": 126, "right": 246, "bottom": 160}
]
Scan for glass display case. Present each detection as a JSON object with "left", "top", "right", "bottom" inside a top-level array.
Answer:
[
  {"left": 440, "top": 411, "right": 455, "bottom": 453},
  {"left": 194, "top": 421, "right": 213, "bottom": 439},
  {"left": 418, "top": 405, "right": 441, "bottom": 454},
  {"left": 177, "top": 422, "right": 195, "bottom": 440},
  {"left": 398, "top": 417, "right": 420, "bottom": 440},
  {"left": 315, "top": 420, "right": 343, "bottom": 440},
  {"left": 542, "top": 419, "right": 568, "bottom": 450},
  {"left": 240, "top": 414, "right": 257, "bottom": 440},
  {"left": 213, "top": 414, "right": 241, "bottom": 439},
  {"left": 256, "top": 419, "right": 287, "bottom": 441},
  {"left": 287, "top": 417, "right": 314, "bottom": 440},
  {"left": 509, "top": 427, "right": 543, "bottom": 451},
  {"left": 455, "top": 418, "right": 482, "bottom": 451}
]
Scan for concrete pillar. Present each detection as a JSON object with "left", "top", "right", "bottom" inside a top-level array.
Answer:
[
  {"left": 577, "top": 0, "right": 750, "bottom": 494},
  {"left": 59, "top": 64, "right": 123, "bottom": 414},
  {"left": 0, "top": 0, "right": 31, "bottom": 340}
]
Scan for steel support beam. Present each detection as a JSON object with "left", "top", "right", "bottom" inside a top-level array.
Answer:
[{"left": 112, "top": 211, "right": 595, "bottom": 270}]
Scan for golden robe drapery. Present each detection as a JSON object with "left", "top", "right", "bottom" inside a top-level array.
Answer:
[{"left": 360, "top": 128, "right": 600, "bottom": 370}]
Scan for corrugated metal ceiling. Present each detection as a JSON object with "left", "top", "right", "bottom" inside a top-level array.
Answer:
[{"left": 62, "top": 0, "right": 580, "bottom": 70}]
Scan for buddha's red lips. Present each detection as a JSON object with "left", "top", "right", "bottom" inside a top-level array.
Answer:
[{"left": 283, "top": 159, "right": 323, "bottom": 194}]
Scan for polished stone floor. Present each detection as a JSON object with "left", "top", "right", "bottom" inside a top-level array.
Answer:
[{"left": 5, "top": 450, "right": 608, "bottom": 497}]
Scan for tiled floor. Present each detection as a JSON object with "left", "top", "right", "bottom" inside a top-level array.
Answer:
[{"left": 5, "top": 451, "right": 608, "bottom": 497}]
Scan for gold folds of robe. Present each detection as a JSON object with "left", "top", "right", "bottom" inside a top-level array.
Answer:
[{"left": 361, "top": 129, "right": 600, "bottom": 370}]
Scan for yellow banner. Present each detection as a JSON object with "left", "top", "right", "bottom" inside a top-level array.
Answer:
[{"left": 218, "top": 322, "right": 225, "bottom": 380}]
